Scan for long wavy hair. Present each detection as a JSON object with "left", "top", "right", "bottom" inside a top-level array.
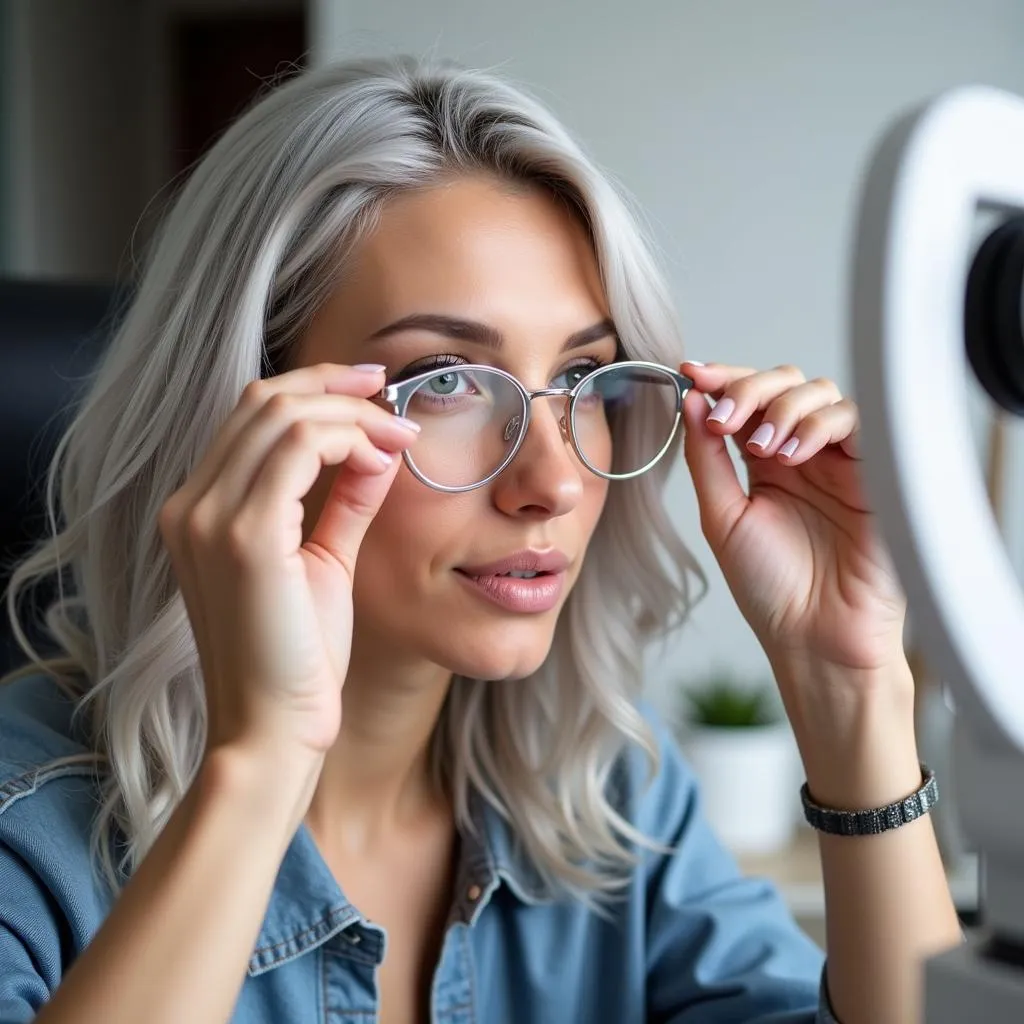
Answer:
[{"left": 3, "top": 55, "right": 706, "bottom": 899}]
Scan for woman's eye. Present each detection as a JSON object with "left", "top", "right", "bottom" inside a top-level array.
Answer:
[
  {"left": 555, "top": 363, "right": 601, "bottom": 389},
  {"left": 390, "top": 353, "right": 467, "bottom": 386},
  {"left": 426, "top": 370, "right": 470, "bottom": 396}
]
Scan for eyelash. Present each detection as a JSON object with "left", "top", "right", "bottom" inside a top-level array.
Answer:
[
  {"left": 391, "top": 353, "right": 464, "bottom": 381},
  {"left": 391, "top": 353, "right": 610, "bottom": 383}
]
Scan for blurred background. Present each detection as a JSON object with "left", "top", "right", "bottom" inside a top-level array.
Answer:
[
  {"left": 4, "top": 0, "right": 1021, "bottom": 939},
  {"left": 5, "top": 0, "right": 1024, "bottom": 697}
]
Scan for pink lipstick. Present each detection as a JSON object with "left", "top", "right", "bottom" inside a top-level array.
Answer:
[{"left": 455, "top": 550, "right": 569, "bottom": 614}]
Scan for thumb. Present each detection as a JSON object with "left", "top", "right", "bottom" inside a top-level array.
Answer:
[
  {"left": 306, "top": 457, "right": 401, "bottom": 579},
  {"left": 682, "top": 388, "right": 748, "bottom": 545}
]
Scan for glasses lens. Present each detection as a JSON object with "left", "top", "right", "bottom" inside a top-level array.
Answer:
[
  {"left": 403, "top": 367, "right": 525, "bottom": 488},
  {"left": 572, "top": 364, "right": 681, "bottom": 477}
]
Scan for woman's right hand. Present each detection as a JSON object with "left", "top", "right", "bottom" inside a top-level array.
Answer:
[{"left": 158, "top": 362, "right": 418, "bottom": 765}]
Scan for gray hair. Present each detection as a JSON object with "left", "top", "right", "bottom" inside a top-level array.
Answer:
[{"left": 4, "top": 55, "right": 706, "bottom": 899}]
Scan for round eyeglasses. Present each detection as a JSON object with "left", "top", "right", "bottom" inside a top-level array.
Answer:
[{"left": 376, "top": 360, "right": 693, "bottom": 493}]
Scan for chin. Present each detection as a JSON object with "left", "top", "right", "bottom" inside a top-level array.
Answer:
[{"left": 432, "top": 620, "right": 558, "bottom": 681}]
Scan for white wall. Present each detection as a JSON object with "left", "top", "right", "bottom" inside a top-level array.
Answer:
[{"left": 309, "top": 0, "right": 1024, "bottom": 713}]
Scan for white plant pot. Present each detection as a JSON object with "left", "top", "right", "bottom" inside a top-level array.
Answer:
[{"left": 681, "top": 722, "right": 799, "bottom": 856}]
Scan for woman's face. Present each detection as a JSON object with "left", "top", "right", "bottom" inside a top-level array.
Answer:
[{"left": 296, "top": 175, "right": 614, "bottom": 681}]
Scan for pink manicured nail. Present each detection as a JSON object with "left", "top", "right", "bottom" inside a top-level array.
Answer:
[
  {"left": 747, "top": 422, "right": 775, "bottom": 449},
  {"left": 353, "top": 363, "right": 387, "bottom": 373},
  {"left": 682, "top": 359, "right": 705, "bottom": 367},
  {"left": 706, "top": 397, "right": 735, "bottom": 424},
  {"left": 779, "top": 438, "right": 800, "bottom": 458},
  {"left": 376, "top": 448, "right": 394, "bottom": 464},
  {"left": 395, "top": 416, "right": 421, "bottom": 433}
]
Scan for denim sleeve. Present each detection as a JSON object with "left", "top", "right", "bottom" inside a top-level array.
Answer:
[
  {"left": 635, "top": 709, "right": 842, "bottom": 1023},
  {"left": 0, "top": 841, "right": 61, "bottom": 1023}
]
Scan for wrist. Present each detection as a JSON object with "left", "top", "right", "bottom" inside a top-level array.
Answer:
[
  {"left": 199, "top": 741, "right": 324, "bottom": 840},
  {"left": 770, "top": 653, "right": 913, "bottom": 738},
  {"left": 802, "top": 746, "right": 925, "bottom": 813},
  {"left": 770, "top": 658, "right": 921, "bottom": 809},
  {"left": 797, "top": 705, "right": 922, "bottom": 811}
]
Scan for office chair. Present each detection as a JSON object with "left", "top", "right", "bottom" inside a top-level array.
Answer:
[{"left": 0, "top": 279, "right": 119, "bottom": 674}]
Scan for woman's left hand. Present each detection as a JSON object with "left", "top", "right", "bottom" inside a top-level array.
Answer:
[{"left": 679, "top": 361, "right": 909, "bottom": 692}]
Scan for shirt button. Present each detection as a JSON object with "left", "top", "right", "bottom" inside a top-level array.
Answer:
[{"left": 467, "top": 884, "right": 482, "bottom": 902}]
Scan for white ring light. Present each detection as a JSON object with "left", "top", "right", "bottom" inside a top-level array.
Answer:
[{"left": 851, "top": 86, "right": 1024, "bottom": 756}]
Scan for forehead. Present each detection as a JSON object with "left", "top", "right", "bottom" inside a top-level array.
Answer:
[{"left": 324, "top": 175, "right": 609, "bottom": 339}]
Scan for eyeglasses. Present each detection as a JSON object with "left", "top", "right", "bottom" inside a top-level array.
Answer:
[{"left": 376, "top": 360, "right": 693, "bottom": 493}]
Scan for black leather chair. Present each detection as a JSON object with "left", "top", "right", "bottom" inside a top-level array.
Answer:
[{"left": 0, "top": 279, "right": 120, "bottom": 673}]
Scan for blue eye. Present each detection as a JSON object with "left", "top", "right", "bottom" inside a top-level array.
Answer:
[
  {"left": 426, "top": 370, "right": 467, "bottom": 396},
  {"left": 390, "top": 353, "right": 465, "bottom": 384},
  {"left": 554, "top": 361, "right": 603, "bottom": 390}
]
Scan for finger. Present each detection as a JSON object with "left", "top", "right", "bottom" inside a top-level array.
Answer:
[
  {"left": 680, "top": 360, "right": 761, "bottom": 399},
  {"left": 681, "top": 388, "right": 748, "bottom": 546},
  {"left": 171, "top": 416, "right": 396, "bottom": 686},
  {"left": 244, "top": 421, "right": 399, "bottom": 570},
  {"left": 161, "top": 492, "right": 238, "bottom": 689},
  {"left": 164, "top": 366, "right": 394, "bottom": 663},
  {"left": 307, "top": 450, "right": 402, "bottom": 578},
  {"left": 687, "top": 363, "right": 809, "bottom": 439},
  {"left": 158, "top": 499, "right": 218, "bottom": 686},
  {"left": 740, "top": 378, "right": 844, "bottom": 458},
  {"left": 180, "top": 363, "right": 389, "bottom": 503},
  {"left": 840, "top": 423, "right": 861, "bottom": 460},
  {"left": 766, "top": 397, "right": 861, "bottom": 465},
  {"left": 204, "top": 392, "right": 418, "bottom": 516}
]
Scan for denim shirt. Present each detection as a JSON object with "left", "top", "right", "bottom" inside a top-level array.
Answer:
[{"left": 0, "top": 673, "right": 841, "bottom": 1023}]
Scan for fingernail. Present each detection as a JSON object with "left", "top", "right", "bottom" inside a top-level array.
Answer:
[
  {"left": 353, "top": 363, "right": 387, "bottom": 373},
  {"left": 395, "top": 416, "right": 421, "bottom": 433},
  {"left": 682, "top": 359, "right": 705, "bottom": 367},
  {"left": 376, "top": 448, "right": 394, "bottom": 464},
  {"left": 747, "top": 422, "right": 775, "bottom": 449},
  {"left": 706, "top": 397, "right": 735, "bottom": 424},
  {"left": 779, "top": 438, "right": 800, "bottom": 458}
]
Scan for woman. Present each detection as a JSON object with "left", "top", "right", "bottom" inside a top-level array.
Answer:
[{"left": 0, "top": 55, "right": 960, "bottom": 1023}]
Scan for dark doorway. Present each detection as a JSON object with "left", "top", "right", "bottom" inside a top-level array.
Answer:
[{"left": 170, "top": 10, "right": 307, "bottom": 175}]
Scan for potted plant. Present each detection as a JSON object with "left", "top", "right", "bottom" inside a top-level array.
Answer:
[{"left": 677, "top": 671, "right": 798, "bottom": 855}]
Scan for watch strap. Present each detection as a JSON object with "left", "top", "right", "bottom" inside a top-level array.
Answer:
[{"left": 800, "top": 763, "right": 938, "bottom": 836}]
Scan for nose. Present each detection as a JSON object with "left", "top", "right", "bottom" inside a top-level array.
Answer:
[{"left": 491, "top": 397, "right": 583, "bottom": 518}]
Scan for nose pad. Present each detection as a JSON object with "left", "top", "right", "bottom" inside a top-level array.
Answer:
[
  {"left": 558, "top": 412, "right": 569, "bottom": 443},
  {"left": 503, "top": 415, "right": 522, "bottom": 443}
]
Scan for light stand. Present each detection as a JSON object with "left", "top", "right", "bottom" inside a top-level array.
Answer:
[{"left": 851, "top": 85, "right": 1024, "bottom": 1022}]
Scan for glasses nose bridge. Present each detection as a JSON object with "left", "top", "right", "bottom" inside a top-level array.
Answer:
[
  {"left": 526, "top": 385, "right": 573, "bottom": 400},
  {"left": 523, "top": 386, "right": 574, "bottom": 441}
]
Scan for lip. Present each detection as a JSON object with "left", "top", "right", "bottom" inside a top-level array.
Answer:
[
  {"left": 455, "top": 549, "right": 570, "bottom": 614},
  {"left": 456, "top": 549, "right": 571, "bottom": 577}
]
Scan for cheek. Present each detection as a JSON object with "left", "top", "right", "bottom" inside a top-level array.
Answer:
[
  {"left": 572, "top": 407, "right": 613, "bottom": 474},
  {"left": 361, "top": 471, "right": 432, "bottom": 564},
  {"left": 356, "top": 465, "right": 475, "bottom": 582},
  {"left": 581, "top": 474, "right": 610, "bottom": 537},
  {"left": 353, "top": 458, "right": 607, "bottom": 613}
]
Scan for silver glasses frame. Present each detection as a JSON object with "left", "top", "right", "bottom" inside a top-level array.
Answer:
[{"left": 377, "top": 360, "right": 694, "bottom": 493}]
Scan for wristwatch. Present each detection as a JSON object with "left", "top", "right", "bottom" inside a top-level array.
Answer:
[{"left": 800, "top": 763, "right": 938, "bottom": 836}]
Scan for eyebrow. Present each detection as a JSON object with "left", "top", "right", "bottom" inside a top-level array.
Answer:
[{"left": 366, "top": 313, "right": 618, "bottom": 353}]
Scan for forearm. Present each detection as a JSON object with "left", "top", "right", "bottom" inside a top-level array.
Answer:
[
  {"left": 780, "top": 660, "right": 962, "bottom": 1024},
  {"left": 36, "top": 746, "right": 320, "bottom": 1024},
  {"left": 818, "top": 820, "right": 959, "bottom": 1024}
]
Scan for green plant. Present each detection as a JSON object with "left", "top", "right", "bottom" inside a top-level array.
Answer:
[{"left": 681, "top": 673, "right": 781, "bottom": 728}]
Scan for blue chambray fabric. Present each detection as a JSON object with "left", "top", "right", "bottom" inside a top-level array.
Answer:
[{"left": 0, "top": 673, "right": 840, "bottom": 1022}]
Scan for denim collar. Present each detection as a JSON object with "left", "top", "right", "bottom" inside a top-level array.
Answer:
[{"left": 247, "top": 790, "right": 550, "bottom": 977}]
